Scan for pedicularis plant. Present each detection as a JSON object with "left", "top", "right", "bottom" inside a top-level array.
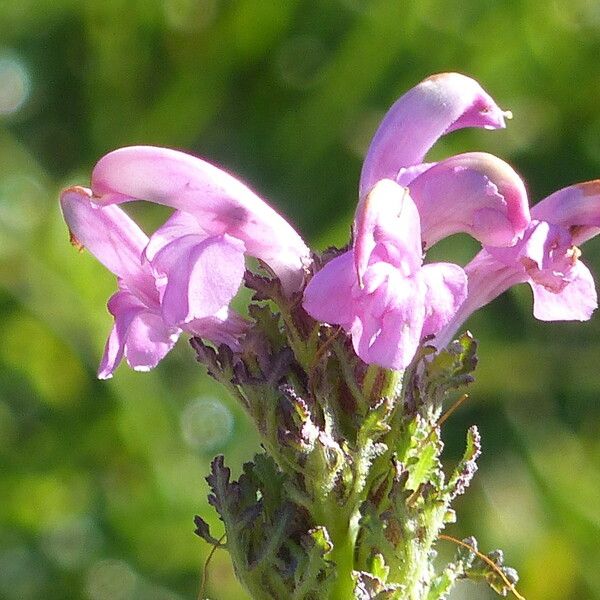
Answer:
[{"left": 61, "top": 74, "right": 600, "bottom": 599}]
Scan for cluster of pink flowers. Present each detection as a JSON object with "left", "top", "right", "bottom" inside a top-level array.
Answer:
[{"left": 61, "top": 73, "right": 600, "bottom": 377}]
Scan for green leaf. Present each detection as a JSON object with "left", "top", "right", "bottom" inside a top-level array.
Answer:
[
  {"left": 248, "top": 303, "right": 287, "bottom": 351},
  {"left": 446, "top": 426, "right": 482, "bottom": 499},
  {"left": 420, "top": 332, "right": 479, "bottom": 409},
  {"left": 353, "top": 570, "right": 404, "bottom": 599},
  {"left": 291, "top": 526, "right": 335, "bottom": 600},
  {"left": 193, "top": 515, "right": 224, "bottom": 548}
]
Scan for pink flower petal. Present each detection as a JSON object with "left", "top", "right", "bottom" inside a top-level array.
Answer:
[
  {"left": 353, "top": 179, "right": 422, "bottom": 283},
  {"left": 144, "top": 210, "right": 206, "bottom": 262},
  {"left": 98, "top": 290, "right": 180, "bottom": 378},
  {"left": 433, "top": 251, "right": 527, "bottom": 349},
  {"left": 409, "top": 152, "right": 530, "bottom": 249},
  {"left": 351, "top": 271, "right": 426, "bottom": 370},
  {"left": 359, "top": 73, "right": 509, "bottom": 197},
  {"left": 91, "top": 145, "right": 309, "bottom": 292},
  {"left": 124, "top": 311, "right": 180, "bottom": 371},
  {"left": 419, "top": 262, "right": 468, "bottom": 337},
  {"left": 97, "top": 291, "right": 141, "bottom": 380},
  {"left": 396, "top": 162, "right": 436, "bottom": 186},
  {"left": 60, "top": 186, "right": 149, "bottom": 281},
  {"left": 302, "top": 251, "right": 357, "bottom": 328},
  {"left": 532, "top": 180, "right": 600, "bottom": 245},
  {"left": 531, "top": 261, "right": 597, "bottom": 321},
  {"left": 153, "top": 234, "right": 246, "bottom": 326},
  {"left": 185, "top": 310, "right": 249, "bottom": 350}
]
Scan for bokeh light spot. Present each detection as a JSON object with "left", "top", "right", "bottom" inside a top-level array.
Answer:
[
  {"left": 85, "top": 559, "right": 138, "bottom": 600},
  {"left": 180, "top": 396, "right": 234, "bottom": 452},
  {"left": 0, "top": 54, "right": 30, "bottom": 116},
  {"left": 0, "top": 173, "right": 46, "bottom": 233},
  {"left": 40, "top": 516, "right": 103, "bottom": 570},
  {"left": 0, "top": 547, "right": 47, "bottom": 600},
  {"left": 163, "top": 0, "right": 218, "bottom": 32}
]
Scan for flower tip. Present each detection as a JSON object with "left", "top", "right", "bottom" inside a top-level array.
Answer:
[
  {"left": 61, "top": 185, "right": 93, "bottom": 200},
  {"left": 503, "top": 109, "right": 513, "bottom": 120},
  {"left": 69, "top": 229, "right": 85, "bottom": 253},
  {"left": 577, "top": 179, "right": 600, "bottom": 196}
]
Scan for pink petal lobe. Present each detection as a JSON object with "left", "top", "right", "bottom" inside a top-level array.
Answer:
[
  {"left": 185, "top": 310, "right": 249, "bottom": 351},
  {"left": 144, "top": 210, "right": 206, "bottom": 262},
  {"left": 409, "top": 153, "right": 530, "bottom": 249},
  {"left": 396, "top": 162, "right": 437, "bottom": 186},
  {"left": 302, "top": 251, "right": 357, "bottom": 327},
  {"left": 124, "top": 311, "right": 180, "bottom": 371},
  {"left": 98, "top": 321, "right": 125, "bottom": 380},
  {"left": 60, "top": 186, "right": 149, "bottom": 280},
  {"left": 530, "top": 261, "right": 597, "bottom": 321},
  {"left": 360, "top": 73, "right": 509, "bottom": 197},
  {"left": 352, "top": 270, "right": 426, "bottom": 370},
  {"left": 91, "top": 146, "right": 309, "bottom": 292},
  {"left": 532, "top": 180, "right": 600, "bottom": 245},
  {"left": 433, "top": 251, "right": 527, "bottom": 349},
  {"left": 153, "top": 234, "right": 246, "bottom": 327},
  {"left": 98, "top": 290, "right": 179, "bottom": 378},
  {"left": 419, "top": 262, "right": 468, "bottom": 337},
  {"left": 353, "top": 179, "right": 422, "bottom": 283}
]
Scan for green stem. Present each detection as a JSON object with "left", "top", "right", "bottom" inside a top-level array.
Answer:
[
  {"left": 326, "top": 508, "right": 360, "bottom": 600},
  {"left": 400, "top": 504, "right": 449, "bottom": 599}
]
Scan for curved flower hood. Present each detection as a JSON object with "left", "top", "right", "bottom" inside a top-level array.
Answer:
[{"left": 91, "top": 145, "right": 310, "bottom": 294}]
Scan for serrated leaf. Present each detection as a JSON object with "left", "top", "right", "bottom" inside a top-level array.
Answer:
[
  {"left": 369, "top": 553, "right": 390, "bottom": 583},
  {"left": 252, "top": 453, "right": 286, "bottom": 519},
  {"left": 400, "top": 419, "right": 444, "bottom": 492},
  {"left": 421, "top": 332, "right": 478, "bottom": 405},
  {"left": 205, "top": 455, "right": 235, "bottom": 513},
  {"left": 248, "top": 303, "right": 286, "bottom": 350},
  {"left": 359, "top": 397, "right": 394, "bottom": 442},
  {"left": 427, "top": 567, "right": 458, "bottom": 600},
  {"left": 446, "top": 426, "right": 482, "bottom": 499},
  {"left": 292, "top": 527, "right": 335, "bottom": 599},
  {"left": 193, "top": 515, "right": 224, "bottom": 547},
  {"left": 427, "top": 536, "right": 478, "bottom": 600},
  {"left": 244, "top": 269, "right": 284, "bottom": 302},
  {"left": 353, "top": 570, "right": 403, "bottom": 599},
  {"left": 405, "top": 438, "right": 440, "bottom": 491},
  {"left": 303, "top": 526, "right": 333, "bottom": 556}
]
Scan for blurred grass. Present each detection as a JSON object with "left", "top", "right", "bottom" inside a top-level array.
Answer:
[{"left": 0, "top": 1, "right": 599, "bottom": 598}]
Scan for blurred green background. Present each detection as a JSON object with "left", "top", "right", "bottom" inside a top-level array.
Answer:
[{"left": 1, "top": 1, "right": 600, "bottom": 599}]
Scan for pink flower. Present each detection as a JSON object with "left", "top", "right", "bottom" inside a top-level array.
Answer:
[
  {"left": 90, "top": 146, "right": 310, "bottom": 295},
  {"left": 303, "top": 180, "right": 467, "bottom": 369},
  {"left": 61, "top": 187, "right": 248, "bottom": 378},
  {"left": 304, "top": 73, "right": 531, "bottom": 370},
  {"left": 360, "top": 72, "right": 511, "bottom": 194},
  {"left": 359, "top": 73, "right": 530, "bottom": 252},
  {"left": 436, "top": 181, "right": 600, "bottom": 348},
  {"left": 62, "top": 146, "right": 310, "bottom": 376}
]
